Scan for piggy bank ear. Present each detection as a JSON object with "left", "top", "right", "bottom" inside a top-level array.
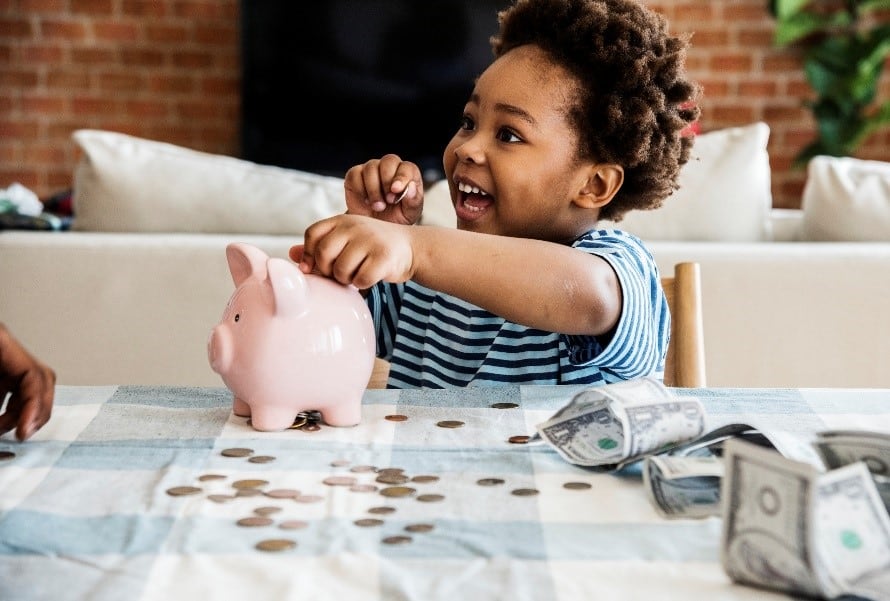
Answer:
[
  {"left": 226, "top": 243, "right": 269, "bottom": 286},
  {"left": 266, "top": 258, "right": 309, "bottom": 317}
]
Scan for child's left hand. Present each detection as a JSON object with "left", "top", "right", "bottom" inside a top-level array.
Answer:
[{"left": 291, "top": 215, "right": 416, "bottom": 290}]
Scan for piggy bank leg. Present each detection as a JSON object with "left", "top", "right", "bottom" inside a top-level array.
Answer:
[
  {"left": 320, "top": 397, "right": 362, "bottom": 427},
  {"left": 249, "top": 406, "right": 299, "bottom": 432},
  {"left": 232, "top": 396, "right": 251, "bottom": 417}
]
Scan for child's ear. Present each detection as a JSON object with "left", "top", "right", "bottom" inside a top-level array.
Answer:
[{"left": 573, "top": 164, "right": 624, "bottom": 209}]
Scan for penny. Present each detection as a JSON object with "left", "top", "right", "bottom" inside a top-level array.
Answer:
[
  {"left": 410, "top": 475, "right": 440, "bottom": 484},
  {"left": 207, "top": 494, "right": 236, "bottom": 503},
  {"left": 221, "top": 447, "right": 253, "bottom": 458},
  {"left": 236, "top": 516, "right": 274, "bottom": 527},
  {"left": 330, "top": 459, "right": 351, "bottom": 468},
  {"left": 376, "top": 473, "right": 409, "bottom": 485},
  {"left": 295, "top": 494, "right": 324, "bottom": 504},
  {"left": 166, "top": 486, "right": 202, "bottom": 496},
  {"left": 236, "top": 488, "right": 262, "bottom": 497},
  {"left": 476, "top": 478, "right": 505, "bottom": 486},
  {"left": 265, "top": 489, "right": 301, "bottom": 499},
  {"left": 436, "top": 420, "right": 464, "bottom": 429},
  {"left": 248, "top": 455, "right": 276, "bottom": 464},
  {"left": 232, "top": 479, "right": 269, "bottom": 489},
  {"left": 508, "top": 435, "right": 530, "bottom": 444},
  {"left": 491, "top": 402, "right": 519, "bottom": 409},
  {"left": 416, "top": 494, "right": 444, "bottom": 503},
  {"left": 354, "top": 518, "right": 384, "bottom": 527},
  {"left": 385, "top": 414, "right": 408, "bottom": 422},
  {"left": 288, "top": 417, "right": 307, "bottom": 429},
  {"left": 511, "top": 488, "right": 540, "bottom": 497},
  {"left": 255, "top": 538, "right": 297, "bottom": 552},
  {"left": 350, "top": 484, "right": 378, "bottom": 493},
  {"left": 349, "top": 465, "right": 377, "bottom": 473},
  {"left": 323, "top": 476, "right": 356, "bottom": 486},
  {"left": 382, "top": 535, "right": 412, "bottom": 545},
  {"left": 198, "top": 473, "right": 226, "bottom": 481},
  {"left": 379, "top": 486, "right": 416, "bottom": 498},
  {"left": 563, "top": 481, "right": 592, "bottom": 490},
  {"left": 405, "top": 523, "right": 435, "bottom": 533},
  {"left": 376, "top": 468, "right": 405, "bottom": 476},
  {"left": 278, "top": 520, "right": 309, "bottom": 530},
  {"left": 368, "top": 506, "right": 397, "bottom": 515},
  {"left": 254, "top": 506, "right": 283, "bottom": 516},
  {"left": 301, "top": 423, "right": 321, "bottom": 432}
]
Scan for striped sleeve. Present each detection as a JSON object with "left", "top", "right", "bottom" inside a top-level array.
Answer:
[{"left": 365, "top": 282, "right": 404, "bottom": 361}]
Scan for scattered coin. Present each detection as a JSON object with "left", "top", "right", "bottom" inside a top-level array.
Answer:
[
  {"left": 508, "top": 435, "right": 530, "bottom": 444},
  {"left": 376, "top": 468, "right": 405, "bottom": 476},
  {"left": 405, "top": 523, "right": 435, "bottom": 533},
  {"left": 248, "top": 455, "right": 276, "bottom": 464},
  {"left": 0, "top": 451, "right": 15, "bottom": 461},
  {"left": 330, "top": 459, "right": 351, "bottom": 467},
  {"left": 295, "top": 494, "right": 324, "bottom": 504},
  {"left": 207, "top": 494, "right": 236, "bottom": 503},
  {"left": 491, "top": 402, "right": 519, "bottom": 409},
  {"left": 354, "top": 518, "right": 384, "bottom": 527},
  {"left": 349, "top": 465, "right": 377, "bottom": 473},
  {"left": 323, "top": 476, "right": 356, "bottom": 486},
  {"left": 221, "top": 447, "right": 253, "bottom": 458},
  {"left": 416, "top": 494, "right": 444, "bottom": 503},
  {"left": 379, "top": 486, "right": 416, "bottom": 498},
  {"left": 385, "top": 414, "right": 408, "bottom": 422},
  {"left": 350, "top": 484, "right": 378, "bottom": 493},
  {"left": 368, "top": 506, "right": 397, "bottom": 515},
  {"left": 232, "top": 479, "right": 269, "bottom": 490},
  {"left": 256, "top": 538, "right": 297, "bottom": 552},
  {"left": 410, "top": 475, "right": 440, "bottom": 484},
  {"left": 288, "top": 417, "right": 308, "bottom": 430},
  {"left": 436, "top": 420, "right": 465, "bottom": 429},
  {"left": 301, "top": 423, "right": 321, "bottom": 432},
  {"left": 279, "top": 520, "right": 309, "bottom": 530},
  {"left": 198, "top": 473, "right": 226, "bottom": 482},
  {"left": 376, "top": 473, "right": 409, "bottom": 485},
  {"left": 511, "top": 488, "right": 540, "bottom": 497},
  {"left": 382, "top": 535, "right": 412, "bottom": 545},
  {"left": 563, "top": 481, "right": 592, "bottom": 490},
  {"left": 254, "top": 506, "right": 283, "bottom": 516},
  {"left": 236, "top": 488, "right": 262, "bottom": 497},
  {"left": 476, "top": 478, "right": 505, "bottom": 486},
  {"left": 265, "top": 488, "right": 301, "bottom": 499},
  {"left": 166, "top": 486, "right": 202, "bottom": 496},
  {"left": 236, "top": 516, "right": 274, "bottom": 527}
]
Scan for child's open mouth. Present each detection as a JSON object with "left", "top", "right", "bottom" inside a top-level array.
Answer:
[{"left": 454, "top": 181, "right": 493, "bottom": 222}]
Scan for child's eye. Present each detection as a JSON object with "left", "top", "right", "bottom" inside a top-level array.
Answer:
[
  {"left": 497, "top": 127, "right": 522, "bottom": 143},
  {"left": 459, "top": 114, "right": 474, "bottom": 131}
]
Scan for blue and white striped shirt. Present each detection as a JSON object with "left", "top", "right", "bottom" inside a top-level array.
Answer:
[{"left": 366, "top": 229, "right": 669, "bottom": 388}]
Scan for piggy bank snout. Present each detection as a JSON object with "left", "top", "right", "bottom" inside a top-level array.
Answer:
[{"left": 208, "top": 325, "right": 232, "bottom": 374}]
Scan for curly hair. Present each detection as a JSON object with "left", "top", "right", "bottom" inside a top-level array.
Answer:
[{"left": 491, "top": 0, "right": 700, "bottom": 222}]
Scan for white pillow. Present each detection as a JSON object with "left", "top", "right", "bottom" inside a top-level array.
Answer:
[
  {"left": 801, "top": 155, "right": 890, "bottom": 242},
  {"left": 600, "top": 122, "right": 773, "bottom": 242},
  {"left": 72, "top": 129, "right": 346, "bottom": 234}
]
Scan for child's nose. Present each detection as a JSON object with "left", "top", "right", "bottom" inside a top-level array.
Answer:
[{"left": 454, "top": 136, "right": 485, "bottom": 164}]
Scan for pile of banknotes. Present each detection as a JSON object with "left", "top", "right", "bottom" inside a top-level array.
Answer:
[{"left": 536, "top": 379, "right": 890, "bottom": 600}]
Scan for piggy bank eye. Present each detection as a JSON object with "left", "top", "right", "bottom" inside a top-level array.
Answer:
[{"left": 234, "top": 313, "right": 240, "bottom": 323}]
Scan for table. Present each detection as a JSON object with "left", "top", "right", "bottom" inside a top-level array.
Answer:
[{"left": 1, "top": 385, "right": 888, "bottom": 601}]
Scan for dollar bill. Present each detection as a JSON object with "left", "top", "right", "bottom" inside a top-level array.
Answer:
[
  {"left": 643, "top": 455, "right": 723, "bottom": 519},
  {"left": 536, "top": 378, "right": 705, "bottom": 469},
  {"left": 815, "top": 429, "right": 890, "bottom": 476},
  {"left": 721, "top": 438, "right": 890, "bottom": 601}
]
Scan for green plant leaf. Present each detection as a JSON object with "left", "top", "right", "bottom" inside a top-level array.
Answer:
[
  {"left": 772, "top": 0, "right": 812, "bottom": 20},
  {"left": 774, "top": 12, "right": 834, "bottom": 46},
  {"left": 859, "top": 1, "right": 890, "bottom": 13}
]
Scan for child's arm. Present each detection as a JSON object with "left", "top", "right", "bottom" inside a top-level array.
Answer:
[
  {"left": 295, "top": 214, "right": 621, "bottom": 337},
  {"left": 343, "top": 154, "right": 424, "bottom": 226}
]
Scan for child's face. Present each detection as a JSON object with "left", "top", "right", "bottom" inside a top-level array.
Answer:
[{"left": 443, "top": 44, "right": 597, "bottom": 242}]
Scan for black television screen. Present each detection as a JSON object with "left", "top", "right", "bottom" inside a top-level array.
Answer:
[{"left": 241, "top": 1, "right": 512, "bottom": 182}]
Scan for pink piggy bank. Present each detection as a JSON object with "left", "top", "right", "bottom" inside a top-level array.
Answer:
[{"left": 208, "top": 242, "right": 376, "bottom": 431}]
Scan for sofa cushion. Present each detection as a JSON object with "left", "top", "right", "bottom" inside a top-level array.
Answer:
[
  {"left": 801, "top": 155, "right": 890, "bottom": 242},
  {"left": 599, "top": 122, "right": 773, "bottom": 242},
  {"left": 72, "top": 129, "right": 346, "bottom": 235}
]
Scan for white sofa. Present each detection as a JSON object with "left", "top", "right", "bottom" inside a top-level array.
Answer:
[{"left": 2, "top": 126, "right": 890, "bottom": 389}]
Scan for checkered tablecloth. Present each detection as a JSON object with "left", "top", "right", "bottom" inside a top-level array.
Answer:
[{"left": 1, "top": 384, "right": 888, "bottom": 601}]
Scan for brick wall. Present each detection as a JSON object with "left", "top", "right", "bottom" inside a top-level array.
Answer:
[{"left": 2, "top": 0, "right": 889, "bottom": 209}]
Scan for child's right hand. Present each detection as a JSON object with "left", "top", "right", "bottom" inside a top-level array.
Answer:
[{"left": 344, "top": 154, "right": 424, "bottom": 226}]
